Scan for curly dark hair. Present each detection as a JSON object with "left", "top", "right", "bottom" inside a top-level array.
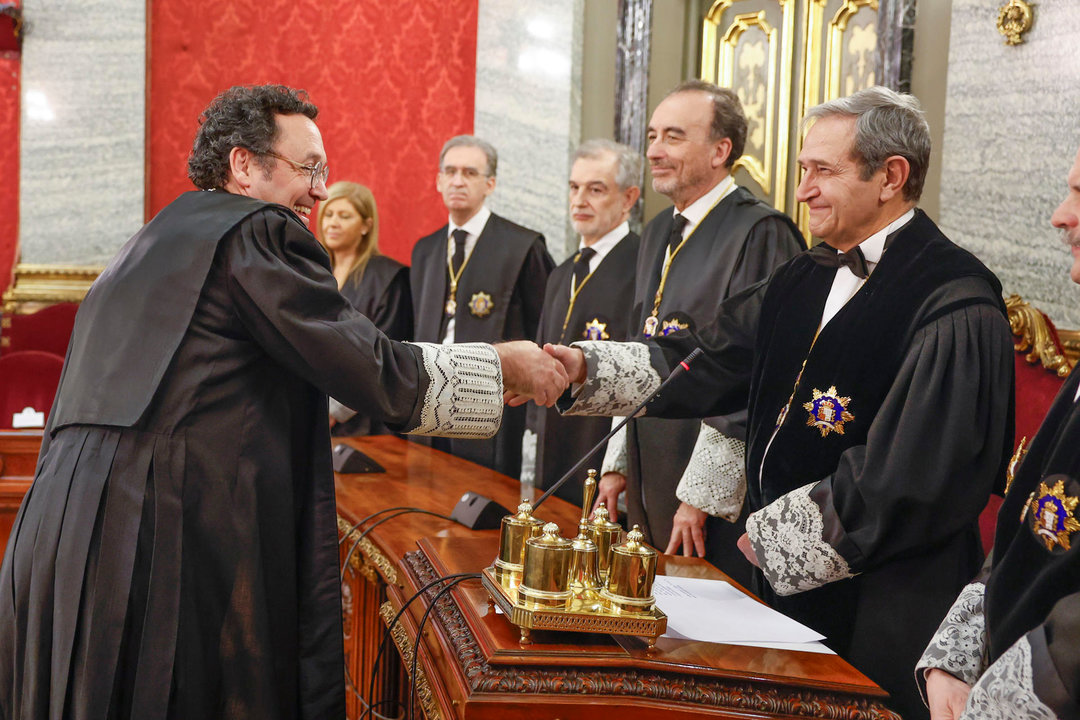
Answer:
[{"left": 187, "top": 85, "right": 319, "bottom": 190}]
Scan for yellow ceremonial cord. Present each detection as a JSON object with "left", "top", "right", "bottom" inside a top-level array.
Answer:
[
  {"left": 444, "top": 232, "right": 476, "bottom": 316},
  {"left": 559, "top": 252, "right": 597, "bottom": 341},
  {"left": 644, "top": 181, "right": 736, "bottom": 332}
]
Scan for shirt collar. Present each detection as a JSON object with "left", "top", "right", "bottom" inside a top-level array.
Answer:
[
  {"left": 579, "top": 221, "right": 629, "bottom": 263},
  {"left": 449, "top": 205, "right": 491, "bottom": 238},
  {"left": 855, "top": 208, "right": 915, "bottom": 265},
  {"left": 676, "top": 175, "right": 736, "bottom": 232}
]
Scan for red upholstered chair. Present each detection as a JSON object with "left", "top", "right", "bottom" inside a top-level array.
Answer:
[
  {"left": 0, "top": 302, "right": 78, "bottom": 357},
  {"left": 0, "top": 350, "right": 64, "bottom": 429},
  {"left": 979, "top": 296, "right": 1078, "bottom": 554}
]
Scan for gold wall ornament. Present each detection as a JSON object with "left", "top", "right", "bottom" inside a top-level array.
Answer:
[{"left": 997, "top": 0, "right": 1034, "bottom": 46}]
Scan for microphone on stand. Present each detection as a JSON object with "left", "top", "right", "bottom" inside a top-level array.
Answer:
[{"left": 450, "top": 347, "right": 704, "bottom": 528}]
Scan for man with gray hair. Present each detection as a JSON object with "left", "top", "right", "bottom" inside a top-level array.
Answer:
[
  {"left": 520, "top": 139, "right": 642, "bottom": 503},
  {"left": 411, "top": 134, "right": 554, "bottom": 477},
  {"left": 546, "top": 86, "right": 1014, "bottom": 719}
]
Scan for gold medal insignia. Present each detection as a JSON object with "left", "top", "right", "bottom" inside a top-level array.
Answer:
[
  {"left": 642, "top": 315, "right": 659, "bottom": 338},
  {"left": 444, "top": 297, "right": 457, "bottom": 317},
  {"left": 582, "top": 318, "right": 610, "bottom": 341},
  {"left": 1027, "top": 477, "right": 1080, "bottom": 552},
  {"left": 469, "top": 291, "right": 494, "bottom": 318},
  {"left": 660, "top": 318, "right": 690, "bottom": 336},
  {"left": 803, "top": 386, "right": 854, "bottom": 437}
]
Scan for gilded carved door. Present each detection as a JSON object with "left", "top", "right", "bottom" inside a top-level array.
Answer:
[{"left": 699, "top": 0, "right": 885, "bottom": 242}]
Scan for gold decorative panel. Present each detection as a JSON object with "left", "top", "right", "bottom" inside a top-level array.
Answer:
[
  {"left": 825, "top": 0, "right": 879, "bottom": 100},
  {"left": 702, "top": 0, "right": 795, "bottom": 212}
]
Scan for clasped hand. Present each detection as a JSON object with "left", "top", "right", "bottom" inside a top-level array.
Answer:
[{"left": 499, "top": 342, "right": 586, "bottom": 408}]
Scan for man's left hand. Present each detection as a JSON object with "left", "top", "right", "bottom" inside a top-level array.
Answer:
[
  {"left": 737, "top": 532, "right": 760, "bottom": 567},
  {"left": 664, "top": 502, "right": 708, "bottom": 557}
]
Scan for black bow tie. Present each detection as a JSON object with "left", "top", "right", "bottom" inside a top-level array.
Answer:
[{"left": 808, "top": 243, "right": 870, "bottom": 279}]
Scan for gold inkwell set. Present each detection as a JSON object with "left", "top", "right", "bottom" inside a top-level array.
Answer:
[{"left": 480, "top": 469, "right": 667, "bottom": 647}]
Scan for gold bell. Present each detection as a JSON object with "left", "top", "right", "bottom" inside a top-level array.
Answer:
[
  {"left": 494, "top": 499, "right": 544, "bottom": 592},
  {"left": 601, "top": 524, "right": 659, "bottom": 615}
]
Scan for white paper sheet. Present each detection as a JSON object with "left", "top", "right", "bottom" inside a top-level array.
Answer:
[{"left": 653, "top": 575, "right": 833, "bottom": 653}]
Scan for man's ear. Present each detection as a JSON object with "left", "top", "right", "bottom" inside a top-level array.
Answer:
[
  {"left": 712, "top": 137, "right": 733, "bottom": 170},
  {"left": 879, "top": 155, "right": 910, "bottom": 203},
  {"left": 228, "top": 147, "right": 257, "bottom": 191},
  {"left": 622, "top": 185, "right": 642, "bottom": 213}
]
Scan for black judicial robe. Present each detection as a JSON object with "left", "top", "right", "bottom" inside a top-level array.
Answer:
[
  {"left": 633, "top": 210, "right": 1014, "bottom": 719},
  {"left": 0, "top": 191, "right": 435, "bottom": 720},
  {"left": 410, "top": 213, "right": 553, "bottom": 477},
  {"left": 623, "top": 187, "right": 801, "bottom": 578},
  {"left": 526, "top": 232, "right": 639, "bottom": 503},
  {"left": 983, "top": 368, "right": 1080, "bottom": 715},
  {"left": 333, "top": 253, "right": 413, "bottom": 437}
]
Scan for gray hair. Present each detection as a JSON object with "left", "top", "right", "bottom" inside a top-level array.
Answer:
[
  {"left": 803, "top": 86, "right": 930, "bottom": 201},
  {"left": 572, "top": 139, "right": 643, "bottom": 191},
  {"left": 665, "top": 80, "right": 747, "bottom": 168},
  {"left": 439, "top": 135, "right": 498, "bottom": 177}
]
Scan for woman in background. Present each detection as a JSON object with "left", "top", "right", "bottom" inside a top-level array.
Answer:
[{"left": 318, "top": 181, "right": 413, "bottom": 436}]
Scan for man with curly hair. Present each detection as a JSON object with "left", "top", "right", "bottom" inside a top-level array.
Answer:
[{"left": 0, "top": 84, "right": 566, "bottom": 720}]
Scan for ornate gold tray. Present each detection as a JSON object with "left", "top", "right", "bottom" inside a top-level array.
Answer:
[{"left": 481, "top": 566, "right": 667, "bottom": 647}]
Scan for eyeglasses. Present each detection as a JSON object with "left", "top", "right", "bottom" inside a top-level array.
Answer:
[
  {"left": 439, "top": 165, "right": 489, "bottom": 181},
  {"left": 265, "top": 151, "right": 330, "bottom": 189}
]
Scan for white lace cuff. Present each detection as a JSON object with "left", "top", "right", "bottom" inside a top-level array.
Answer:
[
  {"left": 746, "top": 483, "right": 854, "bottom": 596},
  {"left": 407, "top": 342, "right": 503, "bottom": 438},
  {"left": 562, "top": 341, "right": 660, "bottom": 417},
  {"left": 917, "top": 582, "right": 988, "bottom": 688},
  {"left": 520, "top": 428, "right": 537, "bottom": 486},
  {"left": 328, "top": 397, "right": 358, "bottom": 423},
  {"left": 675, "top": 423, "right": 746, "bottom": 522},
  {"left": 600, "top": 418, "right": 628, "bottom": 476},
  {"left": 959, "top": 637, "right": 1058, "bottom": 720}
]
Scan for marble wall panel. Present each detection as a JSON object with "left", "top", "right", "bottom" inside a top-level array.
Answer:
[
  {"left": 940, "top": 0, "right": 1080, "bottom": 327},
  {"left": 475, "top": 0, "right": 585, "bottom": 263},
  {"left": 19, "top": 0, "right": 144, "bottom": 266}
]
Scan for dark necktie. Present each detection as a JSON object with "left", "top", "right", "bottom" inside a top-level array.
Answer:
[
  {"left": 450, "top": 228, "right": 468, "bottom": 275},
  {"left": 668, "top": 213, "right": 689, "bottom": 254},
  {"left": 807, "top": 243, "right": 870, "bottom": 279},
  {"left": 572, "top": 246, "right": 596, "bottom": 294}
]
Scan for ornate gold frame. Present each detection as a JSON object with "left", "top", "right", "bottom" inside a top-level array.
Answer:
[
  {"left": 702, "top": 1, "right": 794, "bottom": 212},
  {"left": 824, "top": 0, "right": 879, "bottom": 100},
  {"left": 1, "top": 264, "right": 101, "bottom": 316},
  {"left": 1006, "top": 294, "right": 1079, "bottom": 377}
]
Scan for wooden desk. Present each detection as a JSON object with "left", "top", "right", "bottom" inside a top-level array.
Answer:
[
  {"left": 0, "top": 429, "right": 40, "bottom": 554},
  {"left": 335, "top": 436, "right": 898, "bottom": 720}
]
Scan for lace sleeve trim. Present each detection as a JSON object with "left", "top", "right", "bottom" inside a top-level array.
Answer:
[
  {"left": 408, "top": 342, "right": 503, "bottom": 438},
  {"left": 746, "top": 483, "right": 854, "bottom": 596},
  {"left": 675, "top": 423, "right": 746, "bottom": 522},
  {"left": 916, "top": 581, "right": 988, "bottom": 687},
  {"left": 520, "top": 428, "right": 537, "bottom": 486},
  {"left": 561, "top": 342, "right": 660, "bottom": 417},
  {"left": 960, "top": 637, "right": 1058, "bottom": 720},
  {"left": 600, "top": 418, "right": 628, "bottom": 476}
]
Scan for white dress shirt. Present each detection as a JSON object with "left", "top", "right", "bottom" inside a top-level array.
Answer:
[{"left": 442, "top": 205, "right": 492, "bottom": 344}]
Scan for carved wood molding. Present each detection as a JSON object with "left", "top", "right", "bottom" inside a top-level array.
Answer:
[
  {"left": 337, "top": 515, "right": 397, "bottom": 585},
  {"left": 1005, "top": 294, "right": 1076, "bottom": 378},
  {"left": 379, "top": 601, "right": 443, "bottom": 720},
  {"left": 402, "top": 550, "right": 900, "bottom": 720},
  {"left": 1, "top": 264, "right": 102, "bottom": 315}
]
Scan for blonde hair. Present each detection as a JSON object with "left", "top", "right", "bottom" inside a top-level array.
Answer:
[{"left": 317, "top": 181, "right": 380, "bottom": 285}]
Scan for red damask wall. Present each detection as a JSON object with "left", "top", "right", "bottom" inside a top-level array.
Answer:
[
  {"left": 149, "top": 1, "right": 478, "bottom": 264},
  {"left": 0, "top": 1, "right": 20, "bottom": 293}
]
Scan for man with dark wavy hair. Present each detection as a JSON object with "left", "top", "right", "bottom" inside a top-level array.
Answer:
[{"left": 0, "top": 84, "right": 565, "bottom": 720}]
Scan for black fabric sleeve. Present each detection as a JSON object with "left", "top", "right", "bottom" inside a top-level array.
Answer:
[{"left": 223, "top": 211, "right": 425, "bottom": 431}]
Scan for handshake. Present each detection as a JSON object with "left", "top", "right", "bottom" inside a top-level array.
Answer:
[{"left": 495, "top": 341, "right": 588, "bottom": 408}]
